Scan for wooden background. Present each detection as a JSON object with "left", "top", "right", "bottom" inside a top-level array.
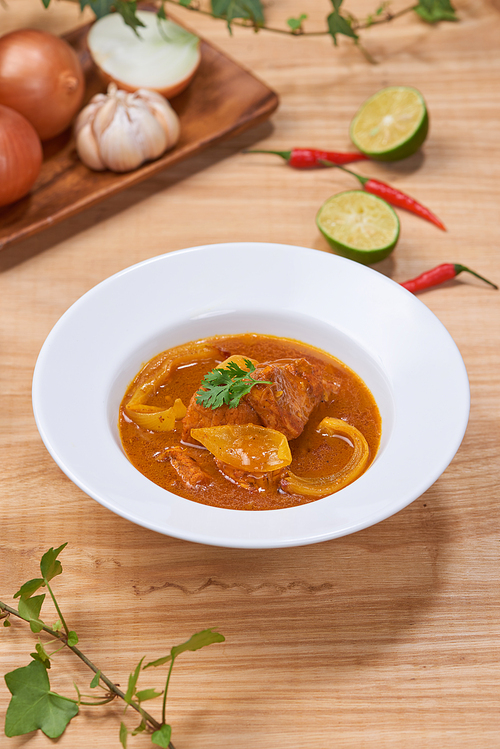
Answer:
[{"left": 1, "top": 1, "right": 499, "bottom": 747}]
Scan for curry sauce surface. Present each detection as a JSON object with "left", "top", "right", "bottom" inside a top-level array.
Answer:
[{"left": 119, "top": 334, "right": 381, "bottom": 510}]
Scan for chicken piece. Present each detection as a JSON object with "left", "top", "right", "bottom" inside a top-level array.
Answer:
[
  {"left": 181, "top": 355, "right": 262, "bottom": 444},
  {"left": 215, "top": 460, "right": 284, "bottom": 492},
  {"left": 246, "top": 358, "right": 340, "bottom": 440},
  {"left": 157, "top": 446, "right": 212, "bottom": 488}
]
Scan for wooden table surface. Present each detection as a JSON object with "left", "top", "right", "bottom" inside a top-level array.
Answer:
[{"left": 1, "top": 1, "right": 499, "bottom": 747}]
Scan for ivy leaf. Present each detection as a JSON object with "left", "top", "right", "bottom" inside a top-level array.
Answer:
[
  {"left": 119, "top": 720, "right": 128, "bottom": 748},
  {"left": 4, "top": 660, "right": 78, "bottom": 738},
  {"left": 79, "top": 0, "right": 114, "bottom": 19},
  {"left": 171, "top": 628, "right": 225, "bottom": 659},
  {"left": 124, "top": 657, "right": 145, "bottom": 704},
  {"left": 327, "top": 9, "right": 358, "bottom": 45},
  {"left": 40, "top": 543, "right": 67, "bottom": 583},
  {"left": 136, "top": 688, "right": 163, "bottom": 702},
  {"left": 41, "top": 0, "right": 51, "bottom": 6},
  {"left": 151, "top": 723, "right": 172, "bottom": 748},
  {"left": 114, "top": 0, "right": 147, "bottom": 36},
  {"left": 157, "top": 4, "right": 167, "bottom": 19},
  {"left": 13, "top": 578, "right": 45, "bottom": 600},
  {"left": 415, "top": 0, "right": 457, "bottom": 22},
  {"left": 211, "top": 0, "right": 264, "bottom": 33},
  {"left": 67, "top": 630, "right": 79, "bottom": 647},
  {"left": 287, "top": 13, "right": 307, "bottom": 32},
  {"left": 90, "top": 670, "right": 101, "bottom": 688},
  {"left": 132, "top": 719, "right": 147, "bottom": 735},
  {"left": 144, "top": 629, "right": 225, "bottom": 669},
  {"left": 179, "top": 0, "right": 192, "bottom": 5},
  {"left": 30, "top": 643, "right": 51, "bottom": 668},
  {"left": 3, "top": 619, "right": 11, "bottom": 627},
  {"left": 17, "top": 594, "right": 45, "bottom": 633}
]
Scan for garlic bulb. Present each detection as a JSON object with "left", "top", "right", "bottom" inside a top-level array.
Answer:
[{"left": 75, "top": 83, "right": 180, "bottom": 173}]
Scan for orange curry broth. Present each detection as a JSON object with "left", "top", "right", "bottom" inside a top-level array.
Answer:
[{"left": 118, "top": 334, "right": 381, "bottom": 510}]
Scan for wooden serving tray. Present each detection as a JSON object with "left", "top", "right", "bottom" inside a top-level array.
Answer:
[{"left": 0, "top": 20, "right": 279, "bottom": 251}]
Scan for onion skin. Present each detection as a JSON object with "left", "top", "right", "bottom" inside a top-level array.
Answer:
[
  {"left": 0, "top": 29, "right": 85, "bottom": 141},
  {"left": 0, "top": 104, "right": 42, "bottom": 208}
]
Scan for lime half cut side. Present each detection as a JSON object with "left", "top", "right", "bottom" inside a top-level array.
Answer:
[
  {"left": 316, "top": 190, "right": 400, "bottom": 265},
  {"left": 350, "top": 86, "right": 428, "bottom": 161}
]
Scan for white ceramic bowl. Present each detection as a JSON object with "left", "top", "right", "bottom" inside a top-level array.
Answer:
[{"left": 32, "top": 243, "right": 470, "bottom": 548}]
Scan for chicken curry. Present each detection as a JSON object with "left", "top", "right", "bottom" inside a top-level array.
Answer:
[{"left": 118, "top": 334, "right": 381, "bottom": 511}]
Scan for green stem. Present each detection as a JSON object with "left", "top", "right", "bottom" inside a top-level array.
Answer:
[
  {"left": 47, "top": 643, "right": 67, "bottom": 657},
  {"left": 355, "top": 4, "right": 418, "bottom": 29},
  {"left": 454, "top": 265, "right": 498, "bottom": 289},
  {"left": 163, "top": 0, "right": 420, "bottom": 34},
  {"left": 162, "top": 0, "right": 330, "bottom": 34},
  {"left": 354, "top": 38, "right": 377, "bottom": 64},
  {"left": 0, "top": 601, "right": 176, "bottom": 748},
  {"left": 79, "top": 696, "right": 118, "bottom": 706},
  {"left": 63, "top": 0, "right": 421, "bottom": 39},
  {"left": 320, "top": 160, "right": 369, "bottom": 185},
  {"left": 44, "top": 580, "right": 69, "bottom": 638},
  {"left": 162, "top": 656, "right": 176, "bottom": 725},
  {"left": 243, "top": 149, "right": 292, "bottom": 161}
]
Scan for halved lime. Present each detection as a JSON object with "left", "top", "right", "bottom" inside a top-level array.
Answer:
[
  {"left": 316, "top": 190, "right": 400, "bottom": 264},
  {"left": 350, "top": 86, "right": 428, "bottom": 161}
]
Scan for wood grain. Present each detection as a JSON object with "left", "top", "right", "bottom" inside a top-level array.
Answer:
[{"left": 1, "top": 1, "right": 500, "bottom": 748}]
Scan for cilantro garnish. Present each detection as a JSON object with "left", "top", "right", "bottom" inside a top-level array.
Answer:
[{"left": 195, "top": 359, "right": 271, "bottom": 410}]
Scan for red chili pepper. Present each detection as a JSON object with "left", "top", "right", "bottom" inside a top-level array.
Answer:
[
  {"left": 401, "top": 264, "right": 498, "bottom": 293},
  {"left": 244, "top": 148, "right": 368, "bottom": 168},
  {"left": 322, "top": 161, "right": 446, "bottom": 231}
]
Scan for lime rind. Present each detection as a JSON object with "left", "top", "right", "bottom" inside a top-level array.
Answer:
[
  {"left": 350, "top": 86, "right": 428, "bottom": 162},
  {"left": 316, "top": 190, "right": 400, "bottom": 265}
]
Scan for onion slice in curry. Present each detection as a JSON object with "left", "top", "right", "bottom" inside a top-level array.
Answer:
[
  {"left": 125, "top": 342, "right": 220, "bottom": 431},
  {"left": 190, "top": 424, "right": 293, "bottom": 472},
  {"left": 281, "top": 417, "right": 370, "bottom": 497},
  {"left": 126, "top": 397, "right": 187, "bottom": 432},
  {"left": 127, "top": 343, "right": 220, "bottom": 410}
]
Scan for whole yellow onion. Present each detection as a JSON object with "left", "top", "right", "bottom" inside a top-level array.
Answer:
[{"left": 0, "top": 29, "right": 85, "bottom": 141}]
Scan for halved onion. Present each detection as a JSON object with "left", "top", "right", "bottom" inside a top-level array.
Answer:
[
  {"left": 126, "top": 397, "right": 187, "bottom": 432},
  {"left": 87, "top": 11, "right": 201, "bottom": 99},
  {"left": 190, "top": 424, "right": 293, "bottom": 473},
  {"left": 281, "top": 417, "right": 370, "bottom": 497}
]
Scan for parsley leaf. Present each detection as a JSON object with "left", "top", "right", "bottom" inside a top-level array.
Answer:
[{"left": 195, "top": 359, "right": 271, "bottom": 410}]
